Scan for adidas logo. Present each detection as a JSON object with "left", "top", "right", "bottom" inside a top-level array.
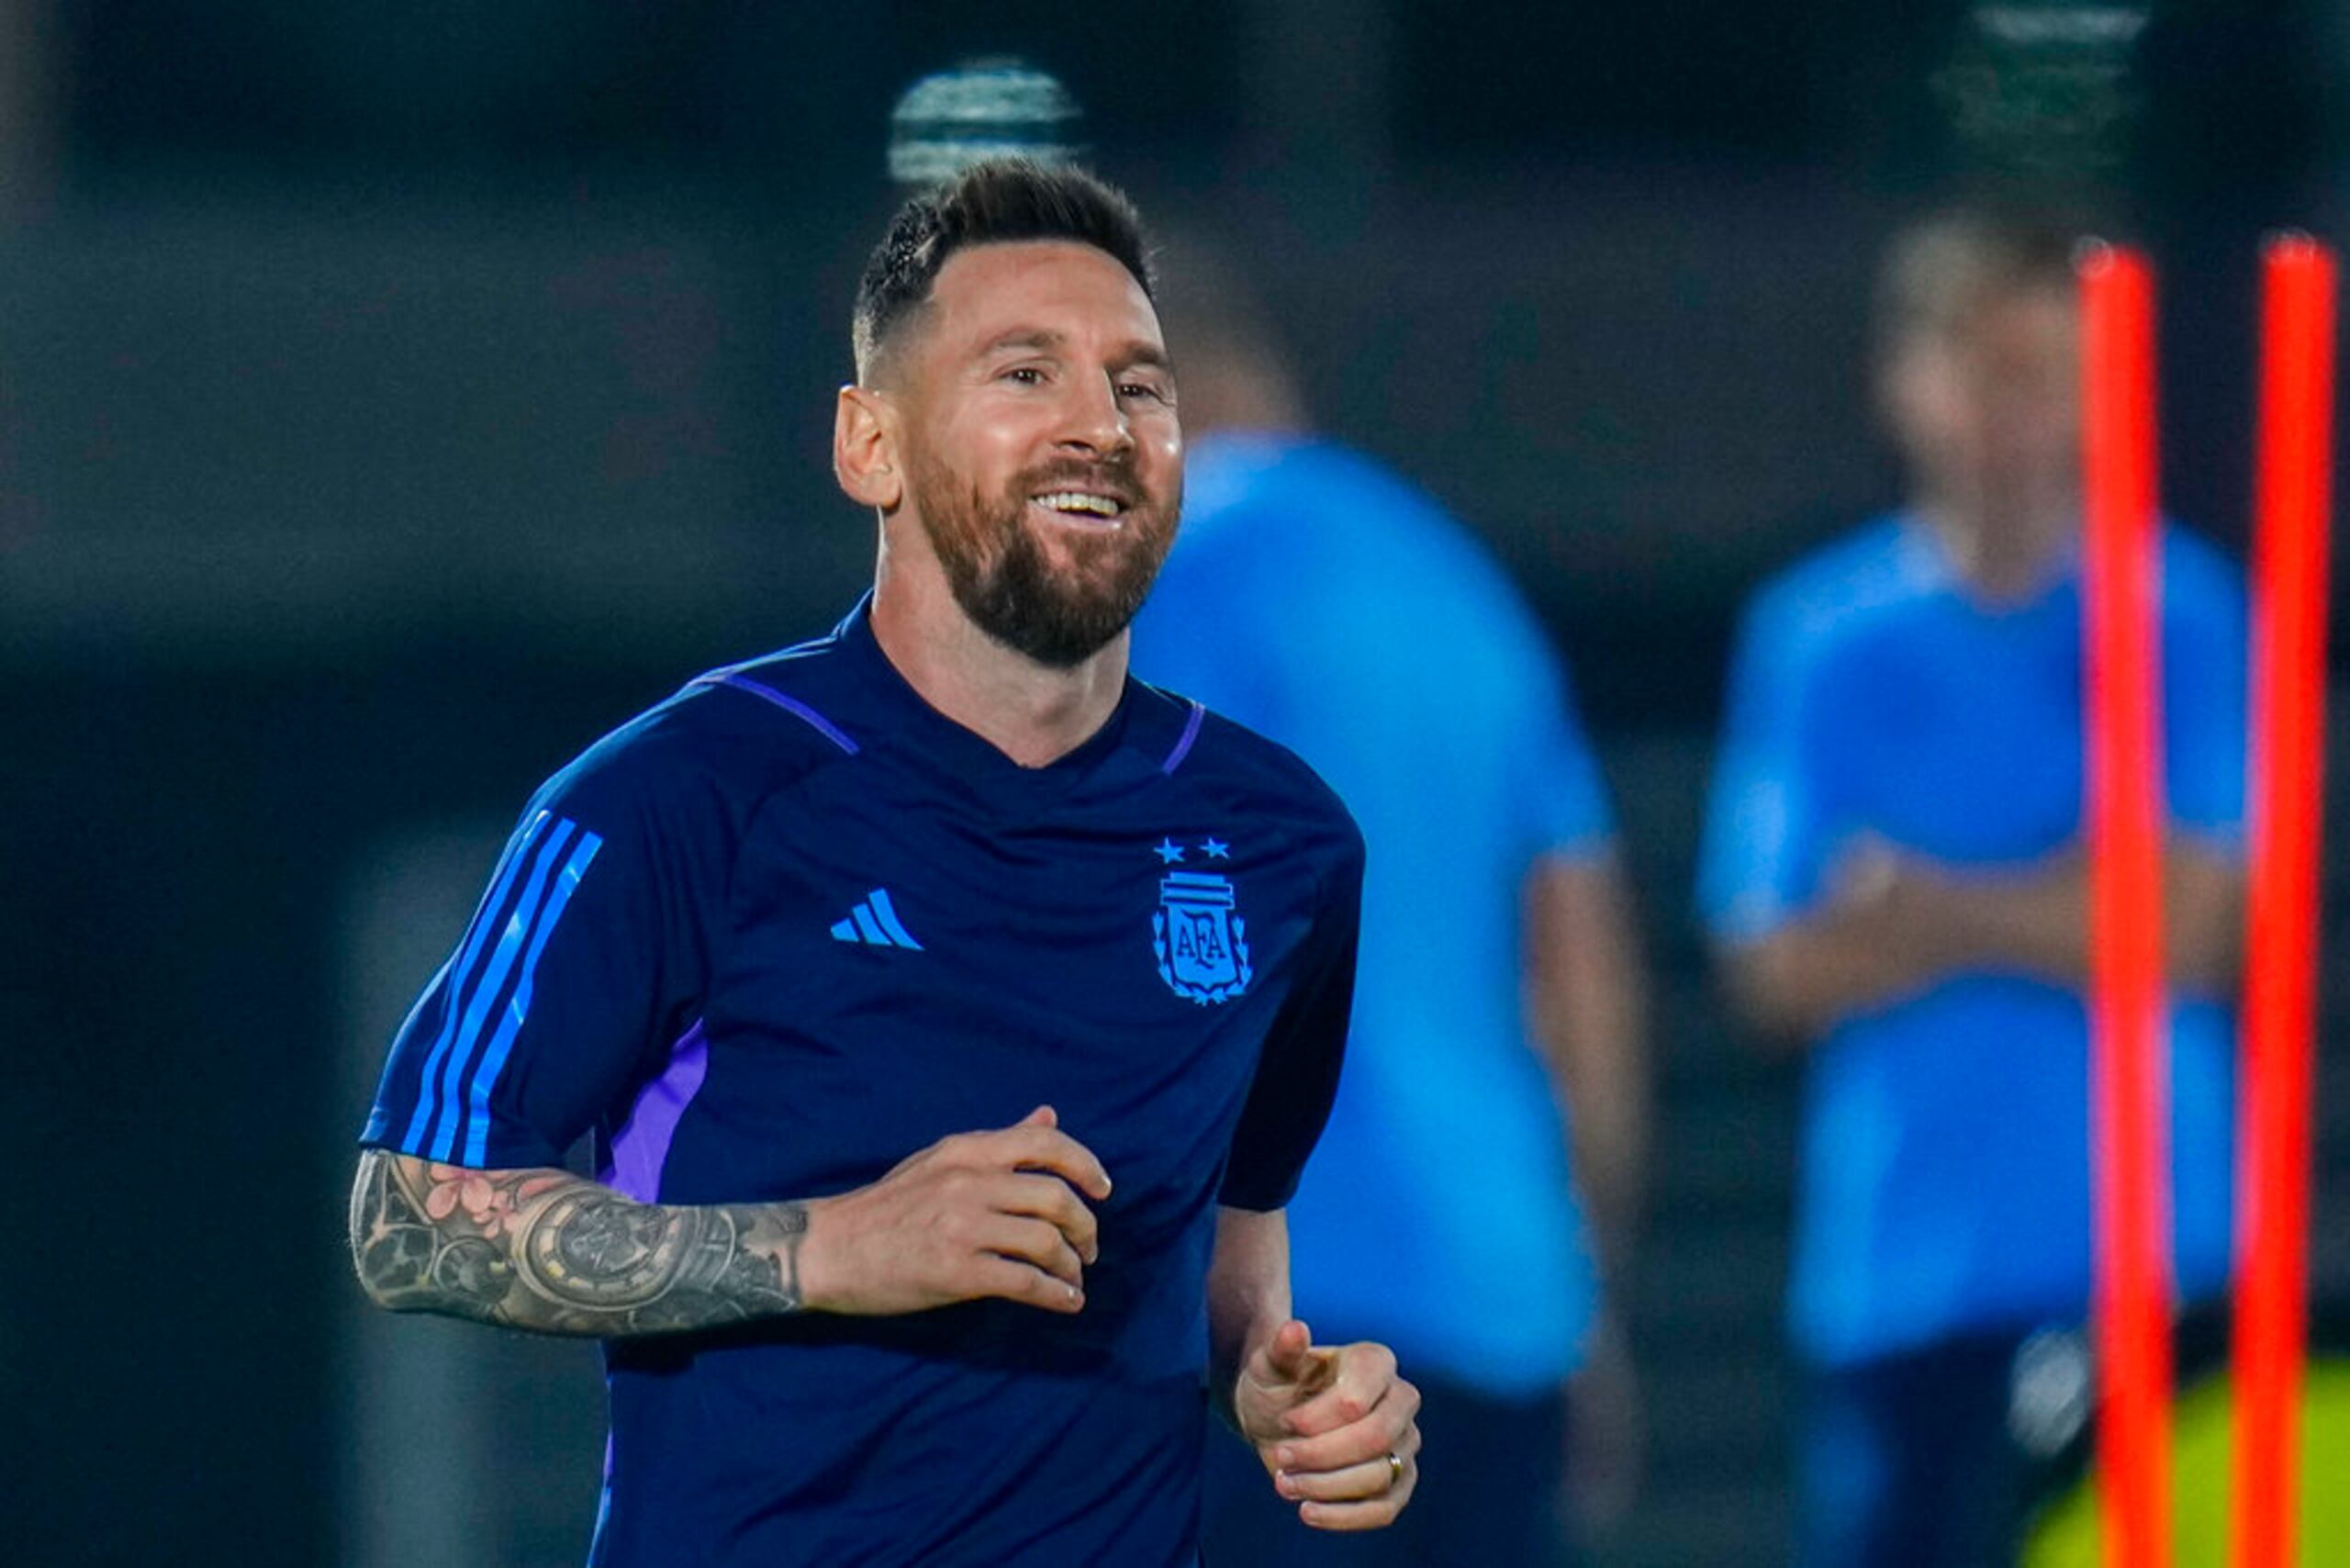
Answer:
[{"left": 830, "top": 888, "right": 924, "bottom": 950}]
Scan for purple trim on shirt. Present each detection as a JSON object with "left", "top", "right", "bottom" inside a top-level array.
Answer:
[
  {"left": 696, "top": 672, "right": 860, "bottom": 755},
  {"left": 1162, "top": 700, "right": 1206, "bottom": 775},
  {"left": 604, "top": 1021, "right": 710, "bottom": 1204}
]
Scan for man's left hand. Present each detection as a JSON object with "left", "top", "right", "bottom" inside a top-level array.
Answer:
[{"left": 1235, "top": 1319, "right": 1421, "bottom": 1530}]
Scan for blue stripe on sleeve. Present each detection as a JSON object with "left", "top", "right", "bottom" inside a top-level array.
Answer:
[
  {"left": 399, "top": 809, "right": 555, "bottom": 1155},
  {"left": 461, "top": 827, "right": 604, "bottom": 1166},
  {"left": 427, "top": 817, "right": 583, "bottom": 1160}
]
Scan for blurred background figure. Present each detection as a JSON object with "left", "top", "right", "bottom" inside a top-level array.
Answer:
[
  {"left": 1696, "top": 210, "right": 2249, "bottom": 1568},
  {"left": 886, "top": 55, "right": 1083, "bottom": 189},
  {"left": 1136, "top": 241, "right": 1653, "bottom": 1567}
]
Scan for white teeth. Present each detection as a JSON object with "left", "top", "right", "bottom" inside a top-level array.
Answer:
[{"left": 1033, "top": 490, "right": 1125, "bottom": 518}]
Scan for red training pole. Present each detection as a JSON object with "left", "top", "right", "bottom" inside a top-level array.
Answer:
[
  {"left": 2230, "top": 233, "right": 2334, "bottom": 1568},
  {"left": 2080, "top": 241, "right": 2175, "bottom": 1568}
]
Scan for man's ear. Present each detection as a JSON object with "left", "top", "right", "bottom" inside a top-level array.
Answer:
[{"left": 834, "top": 385, "right": 904, "bottom": 510}]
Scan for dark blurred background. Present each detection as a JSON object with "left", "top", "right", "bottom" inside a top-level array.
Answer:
[{"left": 4, "top": 2, "right": 2345, "bottom": 1563}]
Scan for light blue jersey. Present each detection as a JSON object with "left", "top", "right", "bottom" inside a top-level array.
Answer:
[
  {"left": 1698, "top": 515, "right": 2244, "bottom": 1368},
  {"left": 1136, "top": 432, "right": 1614, "bottom": 1395}
]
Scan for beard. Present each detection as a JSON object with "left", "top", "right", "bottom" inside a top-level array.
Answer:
[{"left": 910, "top": 452, "right": 1181, "bottom": 669}]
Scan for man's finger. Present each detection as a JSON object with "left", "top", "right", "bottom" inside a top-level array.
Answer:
[
  {"left": 975, "top": 1215, "right": 1085, "bottom": 1291},
  {"left": 970, "top": 1253, "right": 1084, "bottom": 1315},
  {"left": 1248, "top": 1319, "right": 1317, "bottom": 1387},
  {"left": 1277, "top": 1424, "right": 1421, "bottom": 1504},
  {"left": 1298, "top": 1462, "right": 1416, "bottom": 1534},
  {"left": 994, "top": 1171, "right": 1100, "bottom": 1264},
  {"left": 1282, "top": 1341, "right": 1400, "bottom": 1436},
  {"left": 989, "top": 1125, "right": 1113, "bottom": 1201},
  {"left": 1273, "top": 1382, "right": 1420, "bottom": 1475}
]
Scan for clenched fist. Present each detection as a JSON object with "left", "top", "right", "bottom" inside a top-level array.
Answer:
[
  {"left": 1236, "top": 1319, "right": 1422, "bottom": 1531},
  {"left": 797, "top": 1106, "right": 1113, "bottom": 1316}
]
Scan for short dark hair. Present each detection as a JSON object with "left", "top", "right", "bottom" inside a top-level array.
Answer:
[
  {"left": 851, "top": 158, "right": 1155, "bottom": 379},
  {"left": 1875, "top": 208, "right": 2083, "bottom": 356}
]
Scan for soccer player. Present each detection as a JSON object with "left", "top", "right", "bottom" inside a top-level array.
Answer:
[
  {"left": 1134, "top": 243, "right": 1650, "bottom": 1567},
  {"left": 348, "top": 160, "right": 1419, "bottom": 1567},
  {"left": 1697, "top": 210, "right": 2246, "bottom": 1566}
]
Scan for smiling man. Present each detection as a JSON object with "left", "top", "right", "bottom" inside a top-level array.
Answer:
[{"left": 347, "top": 160, "right": 1417, "bottom": 1567}]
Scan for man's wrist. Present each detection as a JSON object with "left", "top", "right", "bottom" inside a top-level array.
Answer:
[
  {"left": 1210, "top": 1321, "right": 1271, "bottom": 1435},
  {"left": 1225, "top": 1316, "right": 1293, "bottom": 1442},
  {"left": 786, "top": 1195, "right": 841, "bottom": 1314},
  {"left": 764, "top": 1200, "right": 811, "bottom": 1311}
]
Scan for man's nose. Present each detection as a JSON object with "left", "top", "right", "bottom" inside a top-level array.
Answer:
[{"left": 1056, "top": 372, "right": 1134, "bottom": 455}]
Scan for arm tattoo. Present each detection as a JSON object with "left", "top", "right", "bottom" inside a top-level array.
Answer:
[{"left": 350, "top": 1148, "right": 809, "bottom": 1337}]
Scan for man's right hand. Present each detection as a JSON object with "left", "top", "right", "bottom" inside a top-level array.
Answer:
[{"left": 796, "top": 1106, "right": 1112, "bottom": 1316}]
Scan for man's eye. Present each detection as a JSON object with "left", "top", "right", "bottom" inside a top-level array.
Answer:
[
  {"left": 1002, "top": 366, "right": 1046, "bottom": 386},
  {"left": 1118, "top": 381, "right": 1171, "bottom": 403}
]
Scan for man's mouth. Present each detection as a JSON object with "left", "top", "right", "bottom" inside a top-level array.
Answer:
[{"left": 1029, "top": 488, "right": 1130, "bottom": 528}]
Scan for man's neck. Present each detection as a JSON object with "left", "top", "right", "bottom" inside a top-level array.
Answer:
[
  {"left": 1917, "top": 487, "right": 2078, "bottom": 605},
  {"left": 867, "top": 553, "right": 1128, "bottom": 770}
]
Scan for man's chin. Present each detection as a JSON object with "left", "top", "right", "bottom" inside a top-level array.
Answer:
[
  {"left": 974, "top": 616, "right": 1127, "bottom": 671},
  {"left": 924, "top": 497, "right": 1171, "bottom": 669},
  {"left": 1023, "top": 514, "right": 1161, "bottom": 570},
  {"left": 958, "top": 582, "right": 1147, "bottom": 671}
]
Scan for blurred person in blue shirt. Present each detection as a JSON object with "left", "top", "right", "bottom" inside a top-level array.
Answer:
[
  {"left": 1137, "top": 244, "right": 1652, "bottom": 1567},
  {"left": 1698, "top": 211, "right": 2246, "bottom": 1568}
]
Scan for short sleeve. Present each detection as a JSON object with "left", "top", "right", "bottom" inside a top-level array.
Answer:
[
  {"left": 1696, "top": 595, "right": 1831, "bottom": 945},
  {"left": 2161, "top": 533, "right": 2250, "bottom": 851},
  {"left": 1516, "top": 652, "right": 1616, "bottom": 863},
  {"left": 1218, "top": 836, "right": 1364, "bottom": 1212},
  {"left": 360, "top": 726, "right": 723, "bottom": 1170}
]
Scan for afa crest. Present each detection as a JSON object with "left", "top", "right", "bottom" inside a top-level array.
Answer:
[{"left": 1154, "top": 870, "right": 1253, "bottom": 1004}]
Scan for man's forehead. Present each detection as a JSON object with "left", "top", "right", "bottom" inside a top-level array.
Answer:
[{"left": 926, "top": 241, "right": 1161, "bottom": 347}]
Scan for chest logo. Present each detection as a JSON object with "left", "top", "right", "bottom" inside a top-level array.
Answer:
[{"left": 1154, "top": 870, "right": 1253, "bottom": 1004}]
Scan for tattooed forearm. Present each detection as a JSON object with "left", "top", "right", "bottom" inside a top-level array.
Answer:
[{"left": 349, "top": 1148, "right": 809, "bottom": 1337}]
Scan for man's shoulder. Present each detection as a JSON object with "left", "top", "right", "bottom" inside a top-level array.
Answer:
[
  {"left": 1180, "top": 435, "right": 1490, "bottom": 577},
  {"left": 1155, "top": 435, "right": 1560, "bottom": 689},
  {"left": 538, "top": 632, "right": 866, "bottom": 824},
  {"left": 1740, "top": 516, "right": 1943, "bottom": 663}
]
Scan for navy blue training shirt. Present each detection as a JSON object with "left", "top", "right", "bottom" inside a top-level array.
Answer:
[{"left": 360, "top": 596, "right": 1366, "bottom": 1568}]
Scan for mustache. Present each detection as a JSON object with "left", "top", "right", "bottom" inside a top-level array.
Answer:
[{"left": 1012, "top": 457, "right": 1149, "bottom": 510}]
